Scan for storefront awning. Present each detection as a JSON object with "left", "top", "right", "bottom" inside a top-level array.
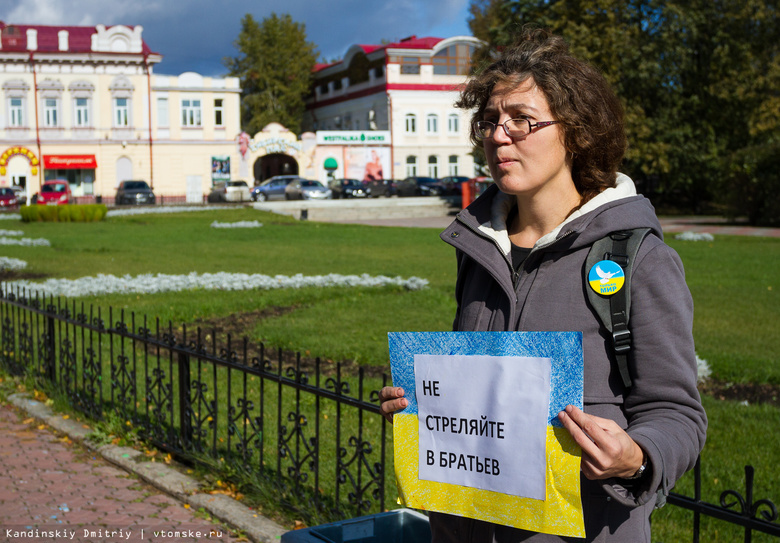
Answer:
[{"left": 43, "top": 155, "right": 97, "bottom": 169}]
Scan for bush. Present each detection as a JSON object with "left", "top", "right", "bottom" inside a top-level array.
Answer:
[
  {"left": 719, "top": 143, "right": 780, "bottom": 226},
  {"left": 20, "top": 204, "right": 107, "bottom": 222}
]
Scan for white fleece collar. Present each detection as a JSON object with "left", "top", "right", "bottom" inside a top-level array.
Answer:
[{"left": 478, "top": 173, "right": 637, "bottom": 255}]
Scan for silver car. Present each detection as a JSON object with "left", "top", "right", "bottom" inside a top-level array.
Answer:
[{"left": 284, "top": 179, "right": 332, "bottom": 200}]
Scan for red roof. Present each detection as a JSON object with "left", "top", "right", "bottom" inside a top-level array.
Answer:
[
  {"left": 314, "top": 36, "right": 446, "bottom": 73},
  {"left": 0, "top": 21, "right": 157, "bottom": 56}
]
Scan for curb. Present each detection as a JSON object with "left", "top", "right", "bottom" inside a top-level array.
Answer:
[{"left": 6, "top": 393, "right": 288, "bottom": 543}]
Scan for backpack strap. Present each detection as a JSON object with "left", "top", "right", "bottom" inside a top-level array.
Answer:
[{"left": 585, "top": 228, "right": 652, "bottom": 388}]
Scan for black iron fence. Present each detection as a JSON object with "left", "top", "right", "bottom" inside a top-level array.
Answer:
[{"left": 0, "top": 286, "right": 778, "bottom": 540}]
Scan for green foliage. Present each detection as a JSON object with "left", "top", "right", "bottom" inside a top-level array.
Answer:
[
  {"left": 19, "top": 204, "right": 107, "bottom": 222},
  {"left": 719, "top": 143, "right": 780, "bottom": 226},
  {"left": 468, "top": 0, "right": 780, "bottom": 219},
  {"left": 224, "top": 13, "right": 318, "bottom": 134}
]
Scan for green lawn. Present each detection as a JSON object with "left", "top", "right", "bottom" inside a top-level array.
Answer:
[{"left": 1, "top": 205, "right": 778, "bottom": 538}]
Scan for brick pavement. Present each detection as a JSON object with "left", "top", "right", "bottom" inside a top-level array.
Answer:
[{"left": 0, "top": 402, "right": 253, "bottom": 543}]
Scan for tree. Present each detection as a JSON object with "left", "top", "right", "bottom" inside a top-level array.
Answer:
[
  {"left": 467, "top": 0, "right": 780, "bottom": 220},
  {"left": 224, "top": 13, "right": 318, "bottom": 135}
]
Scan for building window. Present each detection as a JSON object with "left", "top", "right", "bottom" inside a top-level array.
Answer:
[
  {"left": 398, "top": 56, "right": 421, "bottom": 74},
  {"left": 74, "top": 98, "right": 89, "bottom": 127},
  {"left": 428, "top": 155, "right": 439, "bottom": 178},
  {"left": 182, "top": 99, "right": 202, "bottom": 127},
  {"left": 157, "top": 97, "right": 169, "bottom": 127},
  {"left": 114, "top": 98, "right": 129, "bottom": 126},
  {"left": 449, "top": 155, "right": 459, "bottom": 176},
  {"left": 406, "top": 155, "right": 417, "bottom": 177},
  {"left": 432, "top": 44, "right": 476, "bottom": 75},
  {"left": 9, "top": 98, "right": 23, "bottom": 127},
  {"left": 405, "top": 113, "right": 417, "bottom": 133},
  {"left": 448, "top": 113, "right": 459, "bottom": 133},
  {"left": 43, "top": 98, "right": 59, "bottom": 127},
  {"left": 427, "top": 114, "right": 439, "bottom": 133},
  {"left": 214, "top": 98, "right": 224, "bottom": 126}
]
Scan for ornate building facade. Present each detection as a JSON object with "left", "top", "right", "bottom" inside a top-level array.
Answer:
[{"left": 0, "top": 21, "right": 241, "bottom": 203}]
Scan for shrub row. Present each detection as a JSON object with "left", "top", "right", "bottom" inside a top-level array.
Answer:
[{"left": 20, "top": 204, "right": 107, "bottom": 222}]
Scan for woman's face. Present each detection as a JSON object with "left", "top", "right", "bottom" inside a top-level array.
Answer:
[{"left": 482, "top": 78, "right": 573, "bottom": 199}]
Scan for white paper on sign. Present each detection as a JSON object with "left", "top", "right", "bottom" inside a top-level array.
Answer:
[{"left": 415, "top": 354, "right": 551, "bottom": 500}]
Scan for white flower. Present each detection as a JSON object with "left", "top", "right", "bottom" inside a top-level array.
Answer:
[
  {"left": 675, "top": 231, "right": 714, "bottom": 242},
  {"left": 107, "top": 205, "right": 234, "bottom": 217},
  {"left": 0, "top": 256, "right": 27, "bottom": 271},
  {"left": 0, "top": 214, "right": 21, "bottom": 221},
  {"left": 696, "top": 354, "right": 712, "bottom": 383},
  {"left": 210, "top": 220, "right": 263, "bottom": 228},
  {"left": 3, "top": 272, "right": 429, "bottom": 298},
  {"left": 0, "top": 229, "right": 24, "bottom": 236},
  {"left": 0, "top": 236, "right": 50, "bottom": 247}
]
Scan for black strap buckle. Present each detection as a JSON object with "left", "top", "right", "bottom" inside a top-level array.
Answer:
[{"left": 613, "top": 328, "right": 632, "bottom": 354}]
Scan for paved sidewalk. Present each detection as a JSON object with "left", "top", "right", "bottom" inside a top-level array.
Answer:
[
  {"left": 0, "top": 396, "right": 287, "bottom": 543},
  {"left": 320, "top": 212, "right": 780, "bottom": 238}
]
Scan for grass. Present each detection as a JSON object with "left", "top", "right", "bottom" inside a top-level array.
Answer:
[{"left": 1, "top": 205, "right": 778, "bottom": 537}]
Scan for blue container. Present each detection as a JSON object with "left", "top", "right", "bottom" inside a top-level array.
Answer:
[{"left": 281, "top": 509, "right": 431, "bottom": 543}]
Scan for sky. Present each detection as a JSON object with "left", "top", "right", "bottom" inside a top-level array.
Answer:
[{"left": 0, "top": 0, "right": 474, "bottom": 76}]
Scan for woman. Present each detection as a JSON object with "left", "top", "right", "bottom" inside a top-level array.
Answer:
[{"left": 379, "top": 28, "right": 707, "bottom": 542}]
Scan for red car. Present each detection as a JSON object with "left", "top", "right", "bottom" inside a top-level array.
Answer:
[
  {"left": 0, "top": 187, "right": 19, "bottom": 208},
  {"left": 37, "top": 179, "right": 72, "bottom": 205}
]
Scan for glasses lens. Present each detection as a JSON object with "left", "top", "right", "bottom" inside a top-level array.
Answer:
[
  {"left": 504, "top": 119, "right": 528, "bottom": 137},
  {"left": 474, "top": 121, "right": 492, "bottom": 139}
]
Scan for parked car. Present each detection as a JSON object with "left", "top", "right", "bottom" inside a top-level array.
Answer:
[
  {"left": 284, "top": 179, "right": 332, "bottom": 200},
  {"left": 396, "top": 176, "right": 441, "bottom": 197},
  {"left": 115, "top": 180, "right": 156, "bottom": 205},
  {"left": 250, "top": 175, "right": 300, "bottom": 202},
  {"left": 11, "top": 185, "right": 26, "bottom": 206},
  {"left": 207, "top": 180, "right": 251, "bottom": 203},
  {"left": 37, "top": 179, "right": 72, "bottom": 205},
  {"left": 0, "top": 187, "right": 19, "bottom": 208},
  {"left": 364, "top": 178, "right": 398, "bottom": 198},
  {"left": 329, "top": 178, "right": 368, "bottom": 199},
  {"left": 436, "top": 175, "right": 470, "bottom": 196}
]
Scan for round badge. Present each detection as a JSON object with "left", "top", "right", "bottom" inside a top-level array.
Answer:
[{"left": 588, "top": 260, "right": 625, "bottom": 296}]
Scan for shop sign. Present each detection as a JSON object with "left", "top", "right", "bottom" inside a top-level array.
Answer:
[
  {"left": 317, "top": 131, "right": 391, "bottom": 145},
  {"left": 43, "top": 155, "right": 97, "bottom": 169},
  {"left": 249, "top": 137, "right": 302, "bottom": 155}
]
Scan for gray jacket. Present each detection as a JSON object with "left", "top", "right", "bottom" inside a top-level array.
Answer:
[{"left": 431, "top": 175, "right": 707, "bottom": 542}]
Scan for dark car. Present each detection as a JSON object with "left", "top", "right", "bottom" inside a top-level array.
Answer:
[
  {"left": 329, "top": 178, "right": 368, "bottom": 199},
  {"left": 436, "top": 176, "right": 470, "bottom": 196},
  {"left": 396, "top": 176, "right": 441, "bottom": 197},
  {"left": 364, "top": 178, "right": 398, "bottom": 198},
  {"left": 251, "top": 175, "right": 299, "bottom": 202},
  {"left": 0, "top": 187, "right": 19, "bottom": 208},
  {"left": 115, "top": 180, "right": 156, "bottom": 205}
]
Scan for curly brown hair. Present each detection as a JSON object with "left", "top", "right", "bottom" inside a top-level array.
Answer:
[{"left": 456, "top": 28, "right": 626, "bottom": 202}]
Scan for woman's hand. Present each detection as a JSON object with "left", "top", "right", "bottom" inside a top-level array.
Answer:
[
  {"left": 558, "top": 405, "right": 645, "bottom": 480},
  {"left": 378, "top": 386, "right": 408, "bottom": 424}
]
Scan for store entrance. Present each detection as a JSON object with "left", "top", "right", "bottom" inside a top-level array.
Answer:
[{"left": 255, "top": 153, "right": 298, "bottom": 184}]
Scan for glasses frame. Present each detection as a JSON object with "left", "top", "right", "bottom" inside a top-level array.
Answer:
[{"left": 473, "top": 118, "right": 560, "bottom": 140}]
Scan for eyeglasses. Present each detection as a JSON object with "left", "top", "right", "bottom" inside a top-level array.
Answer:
[{"left": 473, "top": 118, "right": 560, "bottom": 140}]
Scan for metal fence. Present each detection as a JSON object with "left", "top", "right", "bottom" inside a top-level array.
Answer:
[
  {"left": 0, "top": 286, "right": 389, "bottom": 523},
  {"left": 0, "top": 286, "right": 778, "bottom": 540}
]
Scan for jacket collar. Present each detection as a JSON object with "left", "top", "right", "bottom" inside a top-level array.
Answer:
[{"left": 465, "top": 173, "right": 637, "bottom": 255}]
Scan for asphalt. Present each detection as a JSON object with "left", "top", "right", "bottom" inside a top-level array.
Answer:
[{"left": 1, "top": 207, "right": 777, "bottom": 543}]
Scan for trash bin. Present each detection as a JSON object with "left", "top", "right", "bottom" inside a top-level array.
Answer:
[{"left": 281, "top": 509, "right": 431, "bottom": 543}]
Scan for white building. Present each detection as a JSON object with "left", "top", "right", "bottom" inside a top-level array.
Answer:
[
  {"left": 302, "top": 35, "right": 482, "bottom": 182},
  {"left": 0, "top": 21, "right": 242, "bottom": 203}
]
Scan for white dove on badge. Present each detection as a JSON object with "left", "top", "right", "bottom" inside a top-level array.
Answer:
[{"left": 595, "top": 265, "right": 618, "bottom": 284}]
